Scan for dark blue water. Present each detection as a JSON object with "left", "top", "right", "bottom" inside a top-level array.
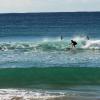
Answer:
[{"left": 0, "top": 12, "right": 100, "bottom": 38}]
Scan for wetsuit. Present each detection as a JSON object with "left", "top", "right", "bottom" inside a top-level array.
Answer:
[{"left": 71, "top": 40, "right": 77, "bottom": 47}]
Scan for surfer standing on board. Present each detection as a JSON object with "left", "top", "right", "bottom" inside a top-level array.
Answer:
[{"left": 71, "top": 40, "right": 77, "bottom": 48}]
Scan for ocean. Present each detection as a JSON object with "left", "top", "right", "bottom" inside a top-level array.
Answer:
[{"left": 0, "top": 12, "right": 100, "bottom": 100}]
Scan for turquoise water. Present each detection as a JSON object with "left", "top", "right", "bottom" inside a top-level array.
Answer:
[
  {"left": 0, "top": 67, "right": 100, "bottom": 99},
  {"left": 0, "top": 67, "right": 100, "bottom": 88},
  {"left": 0, "top": 12, "right": 100, "bottom": 99},
  {"left": 0, "top": 37, "right": 100, "bottom": 68}
]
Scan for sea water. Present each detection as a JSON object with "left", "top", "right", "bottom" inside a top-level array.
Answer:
[{"left": 0, "top": 12, "right": 100, "bottom": 99}]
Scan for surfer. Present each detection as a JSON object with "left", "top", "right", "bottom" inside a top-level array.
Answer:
[
  {"left": 60, "top": 35, "right": 63, "bottom": 40},
  {"left": 86, "top": 36, "right": 89, "bottom": 40},
  {"left": 71, "top": 40, "right": 77, "bottom": 48}
]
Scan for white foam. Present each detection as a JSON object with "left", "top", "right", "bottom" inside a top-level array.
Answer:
[
  {"left": 0, "top": 37, "right": 100, "bottom": 51},
  {"left": 83, "top": 40, "right": 100, "bottom": 49},
  {"left": 72, "top": 36, "right": 87, "bottom": 42},
  {"left": 0, "top": 89, "right": 65, "bottom": 100}
]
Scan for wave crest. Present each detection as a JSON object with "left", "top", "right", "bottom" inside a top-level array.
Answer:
[{"left": 0, "top": 37, "right": 100, "bottom": 52}]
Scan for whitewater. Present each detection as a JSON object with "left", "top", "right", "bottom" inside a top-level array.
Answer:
[
  {"left": 0, "top": 86, "right": 100, "bottom": 100},
  {"left": 0, "top": 36, "right": 100, "bottom": 68}
]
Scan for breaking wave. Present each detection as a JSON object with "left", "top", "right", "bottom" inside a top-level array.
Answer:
[{"left": 0, "top": 36, "right": 100, "bottom": 52}]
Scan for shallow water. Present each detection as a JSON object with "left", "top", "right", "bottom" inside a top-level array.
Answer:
[{"left": 0, "top": 86, "right": 100, "bottom": 100}]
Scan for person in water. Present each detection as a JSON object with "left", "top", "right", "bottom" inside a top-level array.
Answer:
[
  {"left": 86, "top": 36, "right": 89, "bottom": 40},
  {"left": 60, "top": 35, "right": 63, "bottom": 40},
  {"left": 71, "top": 40, "right": 77, "bottom": 48}
]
